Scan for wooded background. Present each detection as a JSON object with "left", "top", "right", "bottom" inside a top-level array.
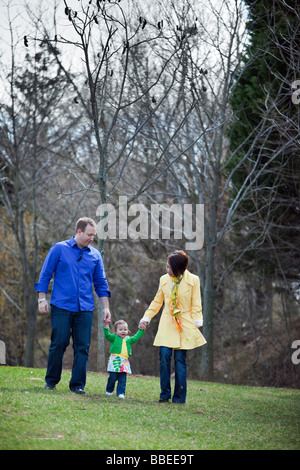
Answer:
[{"left": 0, "top": 0, "right": 299, "bottom": 388}]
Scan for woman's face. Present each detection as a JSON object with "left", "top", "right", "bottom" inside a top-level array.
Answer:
[{"left": 166, "top": 262, "right": 174, "bottom": 277}]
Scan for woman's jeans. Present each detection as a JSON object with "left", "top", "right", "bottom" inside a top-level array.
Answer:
[
  {"left": 45, "top": 305, "right": 93, "bottom": 391},
  {"left": 106, "top": 372, "right": 127, "bottom": 396},
  {"left": 159, "top": 346, "right": 187, "bottom": 403}
]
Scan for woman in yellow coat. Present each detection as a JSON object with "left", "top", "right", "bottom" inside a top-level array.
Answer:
[{"left": 139, "top": 251, "right": 206, "bottom": 403}]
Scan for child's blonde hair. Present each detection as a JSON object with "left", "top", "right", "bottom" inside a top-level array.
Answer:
[{"left": 114, "top": 319, "right": 130, "bottom": 334}]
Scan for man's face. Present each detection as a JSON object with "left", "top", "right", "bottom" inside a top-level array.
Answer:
[{"left": 76, "top": 224, "right": 97, "bottom": 248}]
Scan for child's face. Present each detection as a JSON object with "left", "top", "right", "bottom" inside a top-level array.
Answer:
[{"left": 116, "top": 323, "right": 129, "bottom": 339}]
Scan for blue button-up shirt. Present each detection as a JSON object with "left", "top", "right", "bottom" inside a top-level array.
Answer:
[{"left": 34, "top": 237, "right": 111, "bottom": 312}]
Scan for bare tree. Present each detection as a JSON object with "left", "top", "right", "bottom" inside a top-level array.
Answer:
[
  {"left": 0, "top": 2, "right": 78, "bottom": 366},
  {"left": 140, "top": 0, "right": 249, "bottom": 379},
  {"left": 24, "top": 0, "right": 214, "bottom": 369},
  {"left": 159, "top": 0, "right": 300, "bottom": 380}
]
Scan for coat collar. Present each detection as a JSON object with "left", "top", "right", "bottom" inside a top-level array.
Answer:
[{"left": 161, "top": 269, "right": 194, "bottom": 286}]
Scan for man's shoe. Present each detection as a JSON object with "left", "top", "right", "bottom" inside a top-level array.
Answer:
[
  {"left": 71, "top": 388, "right": 86, "bottom": 395},
  {"left": 118, "top": 394, "right": 125, "bottom": 399},
  {"left": 45, "top": 384, "right": 56, "bottom": 390},
  {"left": 158, "top": 398, "right": 169, "bottom": 403}
]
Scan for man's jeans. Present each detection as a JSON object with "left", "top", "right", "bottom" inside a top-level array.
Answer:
[
  {"left": 106, "top": 372, "right": 127, "bottom": 396},
  {"left": 159, "top": 346, "right": 187, "bottom": 403},
  {"left": 45, "top": 305, "right": 93, "bottom": 391}
]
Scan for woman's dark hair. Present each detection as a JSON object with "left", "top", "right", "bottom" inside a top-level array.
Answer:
[{"left": 167, "top": 250, "right": 188, "bottom": 277}]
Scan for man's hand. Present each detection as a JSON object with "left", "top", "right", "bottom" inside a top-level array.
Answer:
[
  {"left": 100, "top": 296, "right": 111, "bottom": 324},
  {"left": 103, "top": 309, "right": 111, "bottom": 324},
  {"left": 38, "top": 299, "right": 49, "bottom": 314}
]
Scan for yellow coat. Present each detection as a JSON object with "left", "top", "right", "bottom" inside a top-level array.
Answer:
[{"left": 143, "top": 270, "right": 207, "bottom": 350}]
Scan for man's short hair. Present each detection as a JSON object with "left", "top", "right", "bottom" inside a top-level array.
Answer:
[{"left": 75, "top": 217, "right": 96, "bottom": 233}]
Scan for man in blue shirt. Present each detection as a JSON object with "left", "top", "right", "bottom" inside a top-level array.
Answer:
[{"left": 35, "top": 217, "right": 111, "bottom": 394}]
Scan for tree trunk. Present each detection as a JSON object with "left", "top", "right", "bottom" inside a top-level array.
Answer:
[
  {"left": 97, "top": 237, "right": 106, "bottom": 371},
  {"left": 97, "top": 300, "right": 106, "bottom": 372},
  {"left": 24, "top": 301, "right": 37, "bottom": 367},
  {"left": 200, "top": 242, "right": 215, "bottom": 380}
]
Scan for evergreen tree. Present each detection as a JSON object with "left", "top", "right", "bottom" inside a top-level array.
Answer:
[{"left": 227, "top": 0, "right": 300, "bottom": 284}]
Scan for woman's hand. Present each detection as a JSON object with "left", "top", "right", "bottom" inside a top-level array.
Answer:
[{"left": 138, "top": 320, "right": 148, "bottom": 330}]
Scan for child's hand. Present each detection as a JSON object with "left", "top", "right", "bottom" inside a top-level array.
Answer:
[
  {"left": 139, "top": 320, "right": 148, "bottom": 331},
  {"left": 104, "top": 320, "right": 111, "bottom": 328}
]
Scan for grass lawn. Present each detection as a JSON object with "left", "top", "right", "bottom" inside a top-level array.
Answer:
[{"left": 1, "top": 366, "right": 299, "bottom": 450}]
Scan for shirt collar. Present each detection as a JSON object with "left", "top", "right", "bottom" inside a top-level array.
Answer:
[{"left": 69, "top": 236, "right": 91, "bottom": 251}]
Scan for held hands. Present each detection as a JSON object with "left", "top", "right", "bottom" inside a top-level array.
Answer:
[
  {"left": 102, "top": 308, "right": 111, "bottom": 327},
  {"left": 138, "top": 320, "right": 148, "bottom": 331},
  {"left": 103, "top": 311, "right": 111, "bottom": 329},
  {"left": 103, "top": 318, "right": 146, "bottom": 331}
]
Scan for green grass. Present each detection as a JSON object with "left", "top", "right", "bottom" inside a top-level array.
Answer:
[{"left": 1, "top": 366, "right": 300, "bottom": 450}]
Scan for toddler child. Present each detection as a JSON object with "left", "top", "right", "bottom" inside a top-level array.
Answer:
[{"left": 103, "top": 319, "right": 145, "bottom": 399}]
